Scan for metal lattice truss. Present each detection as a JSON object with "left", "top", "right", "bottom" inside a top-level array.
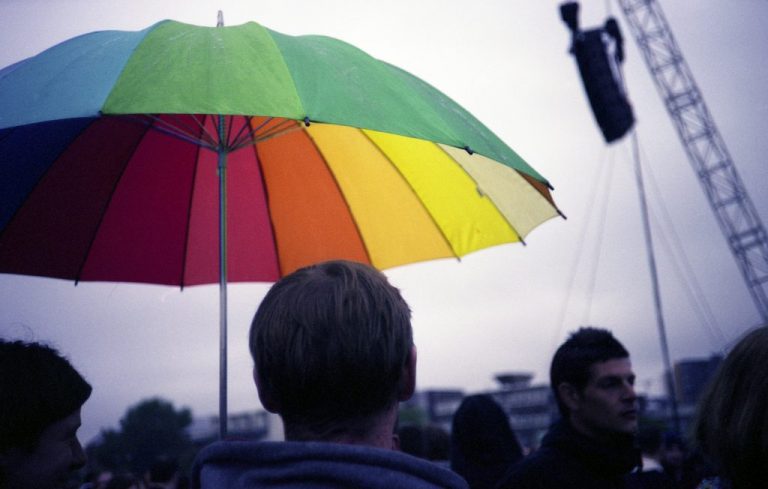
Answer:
[{"left": 618, "top": 0, "right": 768, "bottom": 323}]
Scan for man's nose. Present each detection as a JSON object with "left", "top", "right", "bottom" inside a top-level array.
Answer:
[{"left": 622, "top": 381, "right": 637, "bottom": 400}]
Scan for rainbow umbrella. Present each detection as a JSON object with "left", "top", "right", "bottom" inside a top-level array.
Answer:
[{"left": 0, "top": 18, "right": 562, "bottom": 436}]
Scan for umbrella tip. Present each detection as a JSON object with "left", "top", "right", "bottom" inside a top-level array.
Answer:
[
  {"left": 217, "top": 10, "right": 224, "bottom": 27},
  {"left": 464, "top": 145, "right": 474, "bottom": 155},
  {"left": 304, "top": 116, "right": 311, "bottom": 127}
]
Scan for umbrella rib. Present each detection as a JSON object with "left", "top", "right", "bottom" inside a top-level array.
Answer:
[
  {"left": 228, "top": 116, "right": 255, "bottom": 149},
  {"left": 0, "top": 119, "right": 96, "bottom": 244},
  {"left": 248, "top": 116, "right": 276, "bottom": 136},
  {"left": 179, "top": 141, "right": 203, "bottom": 289},
  {"left": 300, "top": 125, "right": 375, "bottom": 266},
  {"left": 518, "top": 170, "right": 566, "bottom": 219},
  {"left": 356, "top": 128, "right": 461, "bottom": 260},
  {"left": 153, "top": 122, "right": 216, "bottom": 151},
  {"left": 123, "top": 114, "right": 217, "bottom": 151},
  {"left": 167, "top": 114, "right": 218, "bottom": 147},
  {"left": 231, "top": 139, "right": 258, "bottom": 153},
  {"left": 225, "top": 115, "right": 235, "bottom": 148},
  {"left": 230, "top": 116, "right": 279, "bottom": 150},
  {"left": 161, "top": 114, "right": 218, "bottom": 149},
  {"left": 235, "top": 125, "right": 304, "bottom": 152},
  {"left": 250, "top": 141, "right": 285, "bottom": 277},
  {"left": 253, "top": 118, "right": 297, "bottom": 142},
  {"left": 230, "top": 119, "right": 301, "bottom": 153},
  {"left": 433, "top": 143, "right": 526, "bottom": 245},
  {"left": 184, "top": 114, "right": 221, "bottom": 148},
  {"left": 73, "top": 122, "right": 154, "bottom": 284}
]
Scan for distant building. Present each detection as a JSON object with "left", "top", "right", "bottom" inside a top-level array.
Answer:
[
  {"left": 400, "top": 376, "right": 558, "bottom": 451},
  {"left": 401, "top": 389, "right": 465, "bottom": 433},
  {"left": 188, "top": 409, "right": 284, "bottom": 444},
  {"left": 489, "top": 372, "right": 559, "bottom": 450},
  {"left": 640, "top": 394, "right": 697, "bottom": 431},
  {"left": 674, "top": 355, "right": 722, "bottom": 405},
  {"left": 638, "top": 355, "right": 722, "bottom": 434},
  {"left": 494, "top": 373, "right": 535, "bottom": 390}
]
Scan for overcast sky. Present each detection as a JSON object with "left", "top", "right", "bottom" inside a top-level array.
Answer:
[{"left": 1, "top": 0, "right": 767, "bottom": 443}]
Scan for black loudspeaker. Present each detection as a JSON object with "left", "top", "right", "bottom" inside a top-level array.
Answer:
[{"left": 561, "top": 3, "right": 635, "bottom": 143}]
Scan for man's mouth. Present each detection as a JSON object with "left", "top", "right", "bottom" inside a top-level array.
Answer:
[{"left": 621, "top": 409, "right": 638, "bottom": 419}]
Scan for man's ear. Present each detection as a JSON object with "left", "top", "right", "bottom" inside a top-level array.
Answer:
[
  {"left": 398, "top": 346, "right": 417, "bottom": 401},
  {"left": 253, "top": 366, "right": 279, "bottom": 413},
  {"left": 557, "top": 382, "right": 582, "bottom": 412}
]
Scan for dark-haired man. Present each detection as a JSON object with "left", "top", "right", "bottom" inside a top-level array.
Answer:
[
  {"left": 497, "top": 327, "right": 640, "bottom": 489},
  {"left": 0, "top": 340, "right": 92, "bottom": 489},
  {"left": 193, "top": 260, "right": 467, "bottom": 489}
]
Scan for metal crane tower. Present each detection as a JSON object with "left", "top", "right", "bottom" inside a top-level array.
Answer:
[{"left": 617, "top": 0, "right": 768, "bottom": 324}]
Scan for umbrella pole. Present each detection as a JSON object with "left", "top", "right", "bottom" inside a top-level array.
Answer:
[{"left": 218, "top": 114, "right": 228, "bottom": 439}]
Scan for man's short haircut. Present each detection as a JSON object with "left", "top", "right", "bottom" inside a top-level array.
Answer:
[
  {"left": 550, "top": 327, "right": 629, "bottom": 415},
  {"left": 249, "top": 260, "right": 413, "bottom": 428},
  {"left": 0, "top": 340, "right": 92, "bottom": 452}
]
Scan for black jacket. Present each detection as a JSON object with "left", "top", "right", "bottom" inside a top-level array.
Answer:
[{"left": 495, "top": 420, "right": 640, "bottom": 489}]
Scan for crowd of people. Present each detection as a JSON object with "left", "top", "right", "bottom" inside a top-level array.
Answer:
[
  {"left": 78, "top": 457, "right": 187, "bottom": 489},
  {"left": 1, "top": 260, "right": 766, "bottom": 489}
]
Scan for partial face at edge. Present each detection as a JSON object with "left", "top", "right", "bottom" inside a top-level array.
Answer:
[{"left": 1, "top": 408, "right": 87, "bottom": 489}]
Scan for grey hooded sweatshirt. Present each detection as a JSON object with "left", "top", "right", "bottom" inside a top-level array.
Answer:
[{"left": 192, "top": 440, "right": 469, "bottom": 489}]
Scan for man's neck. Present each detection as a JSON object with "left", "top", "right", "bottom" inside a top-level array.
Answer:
[
  {"left": 567, "top": 416, "right": 633, "bottom": 445},
  {"left": 283, "top": 405, "right": 399, "bottom": 450}
]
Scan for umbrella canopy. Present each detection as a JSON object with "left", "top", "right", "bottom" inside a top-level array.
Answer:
[
  {"left": 0, "top": 19, "right": 560, "bottom": 282},
  {"left": 0, "top": 18, "right": 561, "bottom": 435}
]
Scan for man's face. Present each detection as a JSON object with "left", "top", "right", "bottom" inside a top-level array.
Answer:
[
  {"left": 2, "top": 408, "right": 86, "bottom": 489},
  {"left": 567, "top": 357, "right": 638, "bottom": 439}
]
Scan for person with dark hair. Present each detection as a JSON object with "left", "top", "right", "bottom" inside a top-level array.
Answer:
[
  {"left": 497, "top": 327, "right": 640, "bottom": 489},
  {"left": 422, "top": 425, "right": 451, "bottom": 465},
  {"left": 625, "top": 426, "right": 676, "bottom": 489},
  {"left": 449, "top": 394, "right": 523, "bottom": 489},
  {"left": 104, "top": 473, "right": 143, "bottom": 489},
  {"left": 0, "top": 339, "right": 92, "bottom": 489},
  {"left": 692, "top": 326, "right": 768, "bottom": 489},
  {"left": 397, "top": 425, "right": 451, "bottom": 466},
  {"left": 145, "top": 456, "right": 179, "bottom": 489},
  {"left": 104, "top": 472, "right": 145, "bottom": 489},
  {"left": 192, "top": 260, "right": 467, "bottom": 489},
  {"left": 659, "top": 431, "right": 688, "bottom": 486},
  {"left": 398, "top": 425, "right": 427, "bottom": 459}
]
